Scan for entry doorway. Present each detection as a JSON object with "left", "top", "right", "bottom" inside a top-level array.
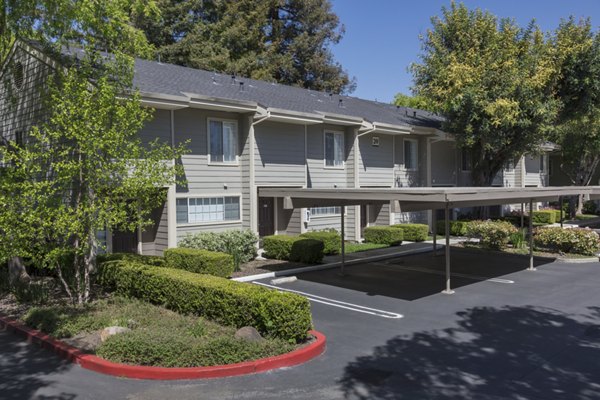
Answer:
[
  {"left": 112, "top": 228, "right": 138, "bottom": 253},
  {"left": 360, "top": 205, "right": 368, "bottom": 238},
  {"left": 258, "top": 197, "right": 275, "bottom": 237}
]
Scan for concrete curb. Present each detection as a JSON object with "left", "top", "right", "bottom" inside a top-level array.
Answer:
[
  {"left": 555, "top": 256, "right": 600, "bottom": 264},
  {"left": 0, "top": 314, "right": 326, "bottom": 380},
  {"left": 234, "top": 244, "right": 441, "bottom": 282}
]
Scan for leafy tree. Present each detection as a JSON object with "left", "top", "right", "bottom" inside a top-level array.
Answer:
[
  {"left": 134, "top": 0, "right": 355, "bottom": 93},
  {"left": 552, "top": 18, "right": 600, "bottom": 213},
  {"left": 0, "top": 53, "right": 185, "bottom": 304},
  {"left": 393, "top": 93, "right": 435, "bottom": 111},
  {"left": 411, "top": 2, "right": 559, "bottom": 186}
]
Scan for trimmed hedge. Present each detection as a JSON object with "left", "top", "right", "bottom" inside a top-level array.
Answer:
[
  {"left": 363, "top": 226, "right": 404, "bottom": 246},
  {"left": 164, "top": 248, "right": 234, "bottom": 278},
  {"left": 97, "top": 253, "right": 165, "bottom": 267},
  {"left": 392, "top": 223, "right": 428, "bottom": 242},
  {"left": 178, "top": 230, "right": 258, "bottom": 268},
  {"left": 436, "top": 220, "right": 469, "bottom": 236},
  {"left": 262, "top": 235, "right": 324, "bottom": 264},
  {"left": 531, "top": 210, "right": 556, "bottom": 225},
  {"left": 300, "top": 230, "right": 341, "bottom": 255},
  {"left": 98, "top": 260, "right": 312, "bottom": 342},
  {"left": 534, "top": 227, "right": 600, "bottom": 256}
]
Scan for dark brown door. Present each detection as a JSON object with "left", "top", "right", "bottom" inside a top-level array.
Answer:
[
  {"left": 360, "top": 205, "right": 368, "bottom": 236},
  {"left": 258, "top": 197, "right": 275, "bottom": 237},
  {"left": 112, "top": 229, "right": 138, "bottom": 253}
]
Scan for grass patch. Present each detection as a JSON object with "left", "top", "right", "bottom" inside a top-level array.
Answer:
[
  {"left": 24, "top": 296, "right": 296, "bottom": 367},
  {"left": 575, "top": 214, "right": 599, "bottom": 221},
  {"left": 344, "top": 242, "right": 389, "bottom": 253}
]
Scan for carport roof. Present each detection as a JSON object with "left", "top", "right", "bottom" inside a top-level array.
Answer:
[{"left": 259, "top": 186, "right": 600, "bottom": 212}]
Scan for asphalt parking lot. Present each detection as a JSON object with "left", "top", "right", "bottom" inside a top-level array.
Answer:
[{"left": 3, "top": 247, "right": 600, "bottom": 400}]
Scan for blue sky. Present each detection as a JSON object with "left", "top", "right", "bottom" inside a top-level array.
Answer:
[{"left": 330, "top": 0, "right": 600, "bottom": 102}]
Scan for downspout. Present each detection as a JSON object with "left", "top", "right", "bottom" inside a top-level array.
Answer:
[{"left": 167, "top": 109, "right": 177, "bottom": 249}]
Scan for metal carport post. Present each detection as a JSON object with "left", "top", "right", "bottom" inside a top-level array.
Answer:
[
  {"left": 528, "top": 200, "right": 535, "bottom": 271},
  {"left": 442, "top": 201, "right": 454, "bottom": 294},
  {"left": 340, "top": 205, "right": 346, "bottom": 276}
]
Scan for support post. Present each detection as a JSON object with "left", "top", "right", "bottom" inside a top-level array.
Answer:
[
  {"left": 442, "top": 202, "right": 454, "bottom": 294},
  {"left": 559, "top": 196, "right": 564, "bottom": 228},
  {"left": 340, "top": 205, "right": 346, "bottom": 276},
  {"left": 520, "top": 203, "right": 524, "bottom": 230},
  {"left": 528, "top": 200, "right": 535, "bottom": 271},
  {"left": 432, "top": 209, "right": 437, "bottom": 256}
]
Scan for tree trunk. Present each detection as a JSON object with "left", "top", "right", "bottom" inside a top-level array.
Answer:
[{"left": 8, "top": 256, "right": 30, "bottom": 285}]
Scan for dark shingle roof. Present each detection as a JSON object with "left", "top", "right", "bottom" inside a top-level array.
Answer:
[{"left": 132, "top": 58, "right": 443, "bottom": 129}]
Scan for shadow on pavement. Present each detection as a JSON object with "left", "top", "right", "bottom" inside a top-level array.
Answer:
[
  {"left": 0, "top": 329, "right": 76, "bottom": 400},
  {"left": 339, "top": 305, "right": 600, "bottom": 400}
]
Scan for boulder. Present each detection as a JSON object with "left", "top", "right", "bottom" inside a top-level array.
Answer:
[
  {"left": 100, "top": 326, "right": 131, "bottom": 342},
  {"left": 234, "top": 326, "right": 264, "bottom": 343},
  {"left": 62, "top": 330, "right": 102, "bottom": 352}
]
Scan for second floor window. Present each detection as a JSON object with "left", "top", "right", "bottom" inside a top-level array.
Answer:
[
  {"left": 325, "top": 131, "right": 344, "bottom": 167},
  {"left": 404, "top": 139, "right": 418, "bottom": 170},
  {"left": 209, "top": 119, "right": 237, "bottom": 163}
]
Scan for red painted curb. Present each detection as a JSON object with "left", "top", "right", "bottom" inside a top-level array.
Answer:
[{"left": 0, "top": 314, "right": 326, "bottom": 380}]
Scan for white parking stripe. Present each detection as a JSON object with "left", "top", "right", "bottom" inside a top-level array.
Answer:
[
  {"left": 253, "top": 281, "right": 404, "bottom": 319},
  {"left": 374, "top": 262, "right": 514, "bottom": 284}
]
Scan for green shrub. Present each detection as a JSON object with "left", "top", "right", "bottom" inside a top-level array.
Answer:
[
  {"left": 534, "top": 227, "right": 600, "bottom": 256},
  {"left": 436, "top": 220, "right": 470, "bottom": 236},
  {"left": 466, "top": 220, "right": 518, "bottom": 250},
  {"left": 549, "top": 209, "right": 563, "bottom": 222},
  {"left": 164, "top": 248, "right": 234, "bottom": 278},
  {"left": 531, "top": 210, "right": 556, "bottom": 225},
  {"left": 392, "top": 224, "right": 428, "bottom": 242},
  {"left": 97, "top": 253, "right": 165, "bottom": 267},
  {"left": 178, "top": 230, "right": 258, "bottom": 270},
  {"left": 290, "top": 239, "right": 324, "bottom": 264},
  {"left": 583, "top": 200, "right": 598, "bottom": 215},
  {"left": 98, "top": 260, "right": 312, "bottom": 342},
  {"left": 363, "top": 226, "right": 404, "bottom": 246},
  {"left": 263, "top": 235, "right": 324, "bottom": 263},
  {"left": 509, "top": 229, "right": 526, "bottom": 249},
  {"left": 300, "top": 229, "right": 341, "bottom": 255}
]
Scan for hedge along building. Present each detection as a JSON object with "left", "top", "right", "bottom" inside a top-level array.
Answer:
[{"left": 0, "top": 40, "right": 553, "bottom": 256}]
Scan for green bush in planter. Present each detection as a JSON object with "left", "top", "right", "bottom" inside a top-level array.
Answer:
[
  {"left": 98, "top": 260, "right": 312, "bottom": 342},
  {"left": 178, "top": 230, "right": 258, "bottom": 270},
  {"left": 534, "top": 227, "right": 600, "bottom": 256},
  {"left": 163, "top": 248, "right": 234, "bottom": 278},
  {"left": 531, "top": 210, "right": 556, "bottom": 225},
  {"left": 97, "top": 253, "right": 165, "bottom": 267},
  {"left": 392, "top": 224, "right": 428, "bottom": 242},
  {"left": 436, "top": 220, "right": 470, "bottom": 236},
  {"left": 300, "top": 229, "right": 341, "bottom": 255},
  {"left": 263, "top": 235, "right": 324, "bottom": 263},
  {"left": 466, "top": 220, "right": 518, "bottom": 250},
  {"left": 363, "top": 226, "right": 404, "bottom": 246}
]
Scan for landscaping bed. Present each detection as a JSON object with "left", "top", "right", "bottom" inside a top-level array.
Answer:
[{"left": 1, "top": 292, "right": 304, "bottom": 368}]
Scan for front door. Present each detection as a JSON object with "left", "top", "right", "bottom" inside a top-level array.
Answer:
[
  {"left": 112, "top": 228, "right": 138, "bottom": 253},
  {"left": 360, "top": 205, "right": 368, "bottom": 237},
  {"left": 258, "top": 197, "right": 275, "bottom": 237}
]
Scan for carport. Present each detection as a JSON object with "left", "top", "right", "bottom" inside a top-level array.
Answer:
[{"left": 259, "top": 186, "right": 600, "bottom": 294}]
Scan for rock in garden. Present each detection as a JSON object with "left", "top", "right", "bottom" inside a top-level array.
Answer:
[
  {"left": 63, "top": 330, "right": 102, "bottom": 352},
  {"left": 100, "top": 326, "right": 131, "bottom": 342},
  {"left": 234, "top": 326, "right": 264, "bottom": 343}
]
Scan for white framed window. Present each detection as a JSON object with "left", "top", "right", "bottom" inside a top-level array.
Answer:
[
  {"left": 310, "top": 206, "right": 342, "bottom": 217},
  {"left": 404, "top": 139, "right": 418, "bottom": 170},
  {"left": 176, "top": 196, "right": 240, "bottom": 224},
  {"left": 208, "top": 118, "right": 238, "bottom": 164},
  {"left": 461, "top": 149, "right": 471, "bottom": 171},
  {"left": 324, "top": 131, "right": 344, "bottom": 168}
]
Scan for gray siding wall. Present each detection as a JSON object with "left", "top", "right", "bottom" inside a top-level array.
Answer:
[
  {"left": 255, "top": 121, "right": 305, "bottom": 186},
  {"left": 141, "top": 197, "right": 168, "bottom": 256},
  {"left": 275, "top": 197, "right": 302, "bottom": 235},
  {"left": 0, "top": 44, "right": 54, "bottom": 144},
  {"left": 173, "top": 108, "right": 245, "bottom": 237},
  {"left": 306, "top": 206, "right": 355, "bottom": 240},
  {"left": 359, "top": 132, "right": 394, "bottom": 187},
  {"left": 138, "top": 109, "right": 171, "bottom": 147},
  {"left": 306, "top": 124, "right": 352, "bottom": 188}
]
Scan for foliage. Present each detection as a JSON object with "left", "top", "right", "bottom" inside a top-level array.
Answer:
[
  {"left": 363, "top": 226, "right": 404, "bottom": 246},
  {"left": 0, "top": 263, "right": 9, "bottom": 294},
  {"left": 574, "top": 214, "right": 599, "bottom": 221},
  {"left": 552, "top": 18, "right": 600, "bottom": 212},
  {"left": 0, "top": 52, "right": 186, "bottom": 304},
  {"left": 534, "top": 227, "right": 600, "bottom": 256},
  {"left": 531, "top": 210, "right": 556, "bottom": 225},
  {"left": 393, "top": 93, "right": 435, "bottom": 111},
  {"left": 392, "top": 224, "right": 428, "bottom": 242},
  {"left": 25, "top": 296, "right": 295, "bottom": 367},
  {"left": 436, "top": 220, "right": 469, "bottom": 236},
  {"left": 98, "top": 260, "right": 312, "bottom": 342},
  {"left": 583, "top": 201, "right": 599, "bottom": 215},
  {"left": 509, "top": 229, "right": 526, "bottom": 249},
  {"left": 300, "top": 229, "right": 341, "bottom": 255},
  {"left": 133, "top": 0, "right": 355, "bottom": 94},
  {"left": 263, "top": 235, "right": 325, "bottom": 264},
  {"left": 10, "top": 279, "right": 54, "bottom": 305},
  {"left": 411, "top": 2, "right": 559, "bottom": 186},
  {"left": 97, "top": 253, "right": 165, "bottom": 267},
  {"left": 344, "top": 242, "right": 389, "bottom": 253},
  {"left": 163, "top": 248, "right": 234, "bottom": 278},
  {"left": 466, "top": 220, "right": 518, "bottom": 250},
  {"left": 178, "top": 229, "right": 258, "bottom": 270}
]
